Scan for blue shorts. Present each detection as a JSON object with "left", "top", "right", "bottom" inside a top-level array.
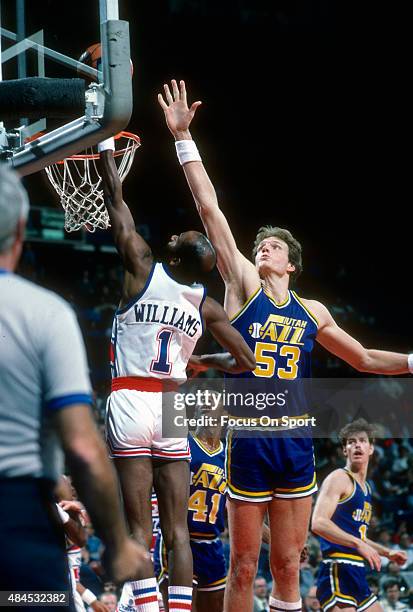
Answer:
[
  {"left": 154, "top": 533, "right": 226, "bottom": 591},
  {"left": 317, "top": 562, "right": 377, "bottom": 612},
  {"left": 225, "top": 431, "right": 317, "bottom": 502}
]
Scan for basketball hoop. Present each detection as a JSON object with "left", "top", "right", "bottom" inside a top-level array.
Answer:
[{"left": 44, "top": 131, "right": 140, "bottom": 232}]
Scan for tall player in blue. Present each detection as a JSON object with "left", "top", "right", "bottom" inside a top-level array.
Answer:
[
  {"left": 158, "top": 79, "right": 413, "bottom": 612},
  {"left": 312, "top": 419, "right": 407, "bottom": 612},
  {"left": 155, "top": 399, "right": 227, "bottom": 611}
]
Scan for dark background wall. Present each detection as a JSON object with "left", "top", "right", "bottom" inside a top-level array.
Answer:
[{"left": 1, "top": 0, "right": 410, "bottom": 356}]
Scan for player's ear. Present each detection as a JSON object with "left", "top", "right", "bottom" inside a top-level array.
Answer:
[
  {"left": 287, "top": 262, "right": 296, "bottom": 273},
  {"left": 169, "top": 256, "right": 181, "bottom": 267},
  {"left": 368, "top": 444, "right": 374, "bottom": 456}
]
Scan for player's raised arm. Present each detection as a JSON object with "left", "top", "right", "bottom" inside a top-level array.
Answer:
[
  {"left": 201, "top": 296, "right": 256, "bottom": 373},
  {"left": 99, "top": 143, "right": 153, "bottom": 278},
  {"left": 307, "top": 299, "right": 412, "bottom": 375},
  {"left": 158, "top": 79, "right": 258, "bottom": 297},
  {"left": 311, "top": 471, "right": 381, "bottom": 571}
]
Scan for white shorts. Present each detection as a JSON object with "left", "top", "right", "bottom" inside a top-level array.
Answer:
[{"left": 105, "top": 389, "right": 190, "bottom": 460}]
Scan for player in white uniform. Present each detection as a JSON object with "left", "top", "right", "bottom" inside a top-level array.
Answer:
[{"left": 98, "top": 142, "right": 255, "bottom": 612}]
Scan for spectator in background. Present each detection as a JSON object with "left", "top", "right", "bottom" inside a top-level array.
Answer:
[
  {"left": 367, "top": 576, "right": 380, "bottom": 599},
  {"left": 381, "top": 581, "right": 408, "bottom": 612},
  {"left": 393, "top": 534, "right": 413, "bottom": 569},
  {"left": 303, "top": 586, "right": 321, "bottom": 612},
  {"left": 99, "top": 591, "right": 118, "bottom": 612},
  {"left": 393, "top": 447, "right": 410, "bottom": 475},
  {"left": 379, "top": 562, "right": 411, "bottom": 601},
  {"left": 253, "top": 576, "right": 269, "bottom": 612},
  {"left": 377, "top": 529, "right": 394, "bottom": 569}
]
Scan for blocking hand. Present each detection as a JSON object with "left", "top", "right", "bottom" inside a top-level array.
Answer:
[{"left": 158, "top": 79, "right": 202, "bottom": 137}]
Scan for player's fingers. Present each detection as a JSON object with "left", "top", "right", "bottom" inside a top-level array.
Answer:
[
  {"left": 157, "top": 93, "right": 168, "bottom": 110},
  {"left": 190, "top": 101, "right": 202, "bottom": 115},
  {"left": 164, "top": 83, "right": 173, "bottom": 105},
  {"left": 171, "top": 79, "right": 180, "bottom": 102},
  {"left": 180, "top": 80, "right": 187, "bottom": 104}
]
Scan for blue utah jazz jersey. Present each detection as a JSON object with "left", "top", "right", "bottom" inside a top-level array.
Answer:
[
  {"left": 188, "top": 436, "right": 226, "bottom": 541},
  {"left": 230, "top": 288, "right": 318, "bottom": 380},
  {"left": 226, "top": 288, "right": 318, "bottom": 420},
  {"left": 319, "top": 469, "right": 372, "bottom": 565}
]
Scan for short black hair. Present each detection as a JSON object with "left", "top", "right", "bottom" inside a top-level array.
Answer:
[
  {"left": 177, "top": 233, "right": 217, "bottom": 278},
  {"left": 384, "top": 579, "right": 400, "bottom": 592}
]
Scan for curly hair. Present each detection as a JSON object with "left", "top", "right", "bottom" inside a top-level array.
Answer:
[{"left": 339, "top": 418, "right": 376, "bottom": 447}]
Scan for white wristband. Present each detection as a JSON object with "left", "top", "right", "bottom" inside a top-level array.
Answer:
[
  {"left": 81, "top": 589, "right": 97, "bottom": 605},
  {"left": 175, "top": 139, "right": 201, "bottom": 165},
  {"left": 98, "top": 137, "right": 115, "bottom": 152},
  {"left": 408, "top": 354, "right": 413, "bottom": 374},
  {"left": 56, "top": 504, "right": 70, "bottom": 524}
]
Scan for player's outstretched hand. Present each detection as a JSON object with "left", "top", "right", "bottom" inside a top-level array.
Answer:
[
  {"left": 356, "top": 541, "right": 382, "bottom": 571},
  {"left": 158, "top": 79, "right": 202, "bottom": 137},
  {"left": 102, "top": 537, "right": 150, "bottom": 584},
  {"left": 388, "top": 550, "right": 408, "bottom": 566}
]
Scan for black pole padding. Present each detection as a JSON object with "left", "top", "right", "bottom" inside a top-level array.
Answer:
[{"left": 0, "top": 78, "right": 86, "bottom": 120}]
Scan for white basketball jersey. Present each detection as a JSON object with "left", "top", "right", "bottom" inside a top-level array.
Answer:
[{"left": 110, "top": 263, "right": 205, "bottom": 384}]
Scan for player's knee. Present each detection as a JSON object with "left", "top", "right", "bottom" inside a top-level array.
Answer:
[
  {"left": 270, "top": 553, "right": 300, "bottom": 584},
  {"left": 130, "top": 525, "right": 152, "bottom": 550},
  {"left": 162, "top": 524, "right": 190, "bottom": 551},
  {"left": 230, "top": 553, "right": 259, "bottom": 587}
]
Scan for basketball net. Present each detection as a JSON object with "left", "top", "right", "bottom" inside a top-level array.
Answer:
[{"left": 44, "top": 131, "right": 140, "bottom": 232}]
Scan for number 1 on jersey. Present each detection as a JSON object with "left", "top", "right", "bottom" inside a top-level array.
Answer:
[{"left": 151, "top": 329, "right": 173, "bottom": 374}]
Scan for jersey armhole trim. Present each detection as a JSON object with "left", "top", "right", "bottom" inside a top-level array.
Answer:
[
  {"left": 291, "top": 291, "right": 319, "bottom": 328},
  {"left": 116, "top": 262, "right": 157, "bottom": 315},
  {"left": 230, "top": 286, "right": 262, "bottom": 323},
  {"left": 337, "top": 469, "right": 356, "bottom": 504},
  {"left": 45, "top": 393, "right": 92, "bottom": 411},
  {"left": 199, "top": 286, "right": 207, "bottom": 334}
]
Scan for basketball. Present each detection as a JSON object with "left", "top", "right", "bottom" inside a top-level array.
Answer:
[{"left": 78, "top": 43, "right": 133, "bottom": 82}]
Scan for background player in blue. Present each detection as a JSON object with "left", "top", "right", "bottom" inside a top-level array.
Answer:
[
  {"left": 312, "top": 419, "right": 407, "bottom": 612},
  {"left": 158, "top": 80, "right": 413, "bottom": 612},
  {"left": 155, "top": 399, "right": 227, "bottom": 611}
]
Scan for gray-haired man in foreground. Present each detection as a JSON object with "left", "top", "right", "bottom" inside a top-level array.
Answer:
[{"left": 0, "top": 164, "right": 148, "bottom": 598}]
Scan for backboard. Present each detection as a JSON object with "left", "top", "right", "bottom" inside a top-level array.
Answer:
[{"left": 0, "top": 0, "right": 133, "bottom": 175}]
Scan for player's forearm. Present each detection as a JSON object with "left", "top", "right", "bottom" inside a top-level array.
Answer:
[
  {"left": 311, "top": 517, "right": 359, "bottom": 549},
  {"left": 182, "top": 159, "right": 220, "bottom": 217},
  {"left": 100, "top": 150, "right": 122, "bottom": 210},
  {"left": 63, "top": 517, "right": 87, "bottom": 548},
  {"left": 359, "top": 349, "right": 409, "bottom": 375},
  {"left": 196, "top": 352, "right": 247, "bottom": 373},
  {"left": 365, "top": 538, "right": 391, "bottom": 557}
]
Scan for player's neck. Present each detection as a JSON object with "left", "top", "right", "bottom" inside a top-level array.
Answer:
[
  {"left": 196, "top": 432, "right": 221, "bottom": 452},
  {"left": 261, "top": 273, "right": 290, "bottom": 304},
  {"left": 0, "top": 251, "right": 16, "bottom": 272},
  {"left": 346, "top": 462, "right": 368, "bottom": 486}
]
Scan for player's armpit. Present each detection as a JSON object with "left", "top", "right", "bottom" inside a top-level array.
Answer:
[{"left": 202, "top": 296, "right": 256, "bottom": 372}]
